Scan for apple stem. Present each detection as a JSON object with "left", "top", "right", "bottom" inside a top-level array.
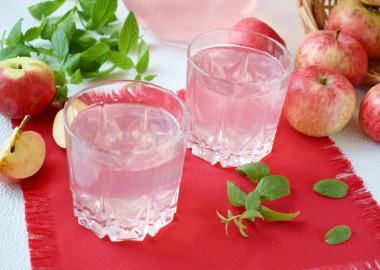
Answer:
[
  {"left": 319, "top": 75, "right": 329, "bottom": 86},
  {"left": 17, "top": 64, "right": 22, "bottom": 69},
  {"left": 19, "top": 115, "right": 31, "bottom": 131},
  {"left": 334, "top": 29, "right": 341, "bottom": 41}
]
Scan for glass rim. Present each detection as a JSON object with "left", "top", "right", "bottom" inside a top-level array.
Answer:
[
  {"left": 63, "top": 79, "right": 190, "bottom": 156},
  {"left": 187, "top": 28, "right": 295, "bottom": 87}
]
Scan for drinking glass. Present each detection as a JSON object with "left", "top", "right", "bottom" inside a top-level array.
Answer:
[
  {"left": 64, "top": 80, "right": 189, "bottom": 241},
  {"left": 122, "top": 0, "right": 259, "bottom": 46},
  {"left": 186, "top": 29, "right": 294, "bottom": 167}
]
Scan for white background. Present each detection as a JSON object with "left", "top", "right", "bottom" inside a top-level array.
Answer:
[{"left": 0, "top": 0, "right": 379, "bottom": 269}]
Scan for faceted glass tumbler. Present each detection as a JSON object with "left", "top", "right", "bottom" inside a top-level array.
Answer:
[
  {"left": 186, "top": 29, "right": 294, "bottom": 167},
  {"left": 64, "top": 80, "right": 189, "bottom": 241}
]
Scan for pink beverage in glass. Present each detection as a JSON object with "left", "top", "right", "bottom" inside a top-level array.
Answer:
[
  {"left": 64, "top": 81, "right": 189, "bottom": 241},
  {"left": 122, "top": 0, "right": 259, "bottom": 46},
  {"left": 186, "top": 29, "right": 294, "bottom": 167}
]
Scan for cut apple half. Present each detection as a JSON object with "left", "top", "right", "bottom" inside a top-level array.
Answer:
[
  {"left": 0, "top": 115, "right": 46, "bottom": 180},
  {"left": 52, "top": 99, "right": 87, "bottom": 148}
]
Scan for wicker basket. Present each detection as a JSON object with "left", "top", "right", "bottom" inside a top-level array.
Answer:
[{"left": 297, "top": 0, "right": 380, "bottom": 87}]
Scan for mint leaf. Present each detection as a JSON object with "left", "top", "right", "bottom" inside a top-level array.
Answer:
[
  {"left": 57, "top": 15, "right": 76, "bottom": 42},
  {"left": 24, "top": 19, "right": 46, "bottom": 41},
  {"left": 242, "top": 209, "right": 263, "bottom": 222},
  {"left": 64, "top": 53, "right": 81, "bottom": 74},
  {"left": 78, "top": 0, "right": 93, "bottom": 16},
  {"left": 257, "top": 206, "right": 300, "bottom": 221},
  {"left": 69, "top": 30, "right": 97, "bottom": 54},
  {"left": 51, "top": 28, "right": 69, "bottom": 62},
  {"left": 144, "top": 75, "right": 156, "bottom": 82},
  {"left": 136, "top": 40, "right": 149, "bottom": 74},
  {"left": 97, "top": 22, "right": 122, "bottom": 36},
  {"left": 255, "top": 175, "right": 290, "bottom": 202},
  {"left": 28, "top": 0, "right": 66, "bottom": 20},
  {"left": 227, "top": 181, "right": 247, "bottom": 207},
  {"left": 82, "top": 65, "right": 117, "bottom": 78},
  {"left": 313, "top": 179, "right": 348, "bottom": 199},
  {"left": 325, "top": 225, "right": 351, "bottom": 245},
  {"left": 6, "top": 19, "right": 24, "bottom": 47},
  {"left": 87, "top": 0, "right": 117, "bottom": 30},
  {"left": 245, "top": 191, "right": 260, "bottom": 211},
  {"left": 236, "top": 162, "right": 270, "bottom": 183},
  {"left": 70, "top": 69, "right": 83, "bottom": 84},
  {"left": 119, "top": 11, "right": 139, "bottom": 55},
  {"left": 79, "top": 42, "right": 110, "bottom": 65},
  {"left": 0, "top": 45, "right": 33, "bottom": 61},
  {"left": 41, "top": 18, "right": 56, "bottom": 40},
  {"left": 107, "top": 51, "right": 134, "bottom": 70}
]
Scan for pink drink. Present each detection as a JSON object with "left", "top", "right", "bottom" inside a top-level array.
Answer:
[
  {"left": 186, "top": 41, "right": 292, "bottom": 167},
  {"left": 65, "top": 83, "right": 188, "bottom": 241},
  {"left": 122, "top": 0, "right": 258, "bottom": 45}
]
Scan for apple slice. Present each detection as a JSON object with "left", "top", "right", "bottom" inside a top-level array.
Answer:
[
  {"left": 0, "top": 115, "right": 46, "bottom": 180},
  {"left": 53, "top": 109, "right": 66, "bottom": 148},
  {"left": 52, "top": 99, "right": 88, "bottom": 148}
]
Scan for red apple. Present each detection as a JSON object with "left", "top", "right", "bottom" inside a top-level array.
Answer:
[
  {"left": 359, "top": 83, "right": 380, "bottom": 143},
  {"left": 226, "top": 17, "right": 286, "bottom": 50},
  {"left": 0, "top": 57, "right": 56, "bottom": 119},
  {"left": 327, "top": 0, "right": 380, "bottom": 60},
  {"left": 284, "top": 66, "right": 357, "bottom": 137},
  {"left": 295, "top": 29, "right": 368, "bottom": 87}
]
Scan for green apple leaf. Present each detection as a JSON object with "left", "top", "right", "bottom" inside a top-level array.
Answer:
[{"left": 245, "top": 191, "right": 261, "bottom": 211}]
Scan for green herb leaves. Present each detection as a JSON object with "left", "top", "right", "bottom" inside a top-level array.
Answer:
[
  {"left": 313, "top": 179, "right": 348, "bottom": 198},
  {"left": 218, "top": 162, "right": 300, "bottom": 237},
  {"left": 236, "top": 162, "right": 270, "bottom": 183},
  {"left": 325, "top": 225, "right": 352, "bottom": 245},
  {"left": 1, "top": 0, "right": 154, "bottom": 106}
]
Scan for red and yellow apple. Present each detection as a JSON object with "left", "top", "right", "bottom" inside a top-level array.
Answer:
[
  {"left": 327, "top": 0, "right": 380, "bottom": 60},
  {"left": 0, "top": 115, "right": 46, "bottom": 182},
  {"left": 359, "top": 83, "right": 380, "bottom": 143},
  {"left": 0, "top": 57, "right": 56, "bottom": 119},
  {"left": 284, "top": 66, "right": 357, "bottom": 137},
  {"left": 228, "top": 17, "right": 286, "bottom": 47},
  {"left": 295, "top": 30, "right": 368, "bottom": 87}
]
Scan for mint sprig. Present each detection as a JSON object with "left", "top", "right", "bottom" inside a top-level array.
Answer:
[
  {"left": 0, "top": 0, "right": 155, "bottom": 107},
  {"left": 218, "top": 162, "right": 300, "bottom": 237}
]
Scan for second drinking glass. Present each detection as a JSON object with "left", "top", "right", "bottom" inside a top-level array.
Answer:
[{"left": 186, "top": 29, "right": 294, "bottom": 167}]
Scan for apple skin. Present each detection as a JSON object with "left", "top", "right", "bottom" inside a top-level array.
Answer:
[
  {"left": 359, "top": 83, "right": 380, "bottom": 143},
  {"left": 0, "top": 57, "right": 56, "bottom": 119},
  {"left": 226, "top": 17, "right": 286, "bottom": 50},
  {"left": 284, "top": 66, "right": 357, "bottom": 137},
  {"left": 327, "top": 0, "right": 380, "bottom": 60},
  {"left": 295, "top": 30, "right": 368, "bottom": 87}
]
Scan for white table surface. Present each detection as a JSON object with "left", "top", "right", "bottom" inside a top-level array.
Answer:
[{"left": 0, "top": 0, "right": 379, "bottom": 269}]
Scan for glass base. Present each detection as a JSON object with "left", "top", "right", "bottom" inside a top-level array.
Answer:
[
  {"left": 188, "top": 140, "right": 274, "bottom": 168},
  {"left": 74, "top": 207, "right": 176, "bottom": 242}
]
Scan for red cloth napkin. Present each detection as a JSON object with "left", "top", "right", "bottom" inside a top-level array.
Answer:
[{"left": 14, "top": 101, "right": 380, "bottom": 269}]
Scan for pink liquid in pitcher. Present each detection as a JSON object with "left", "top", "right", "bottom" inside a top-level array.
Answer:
[
  {"left": 122, "top": 0, "right": 259, "bottom": 45},
  {"left": 186, "top": 46, "right": 288, "bottom": 167},
  {"left": 67, "top": 102, "right": 186, "bottom": 241}
]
